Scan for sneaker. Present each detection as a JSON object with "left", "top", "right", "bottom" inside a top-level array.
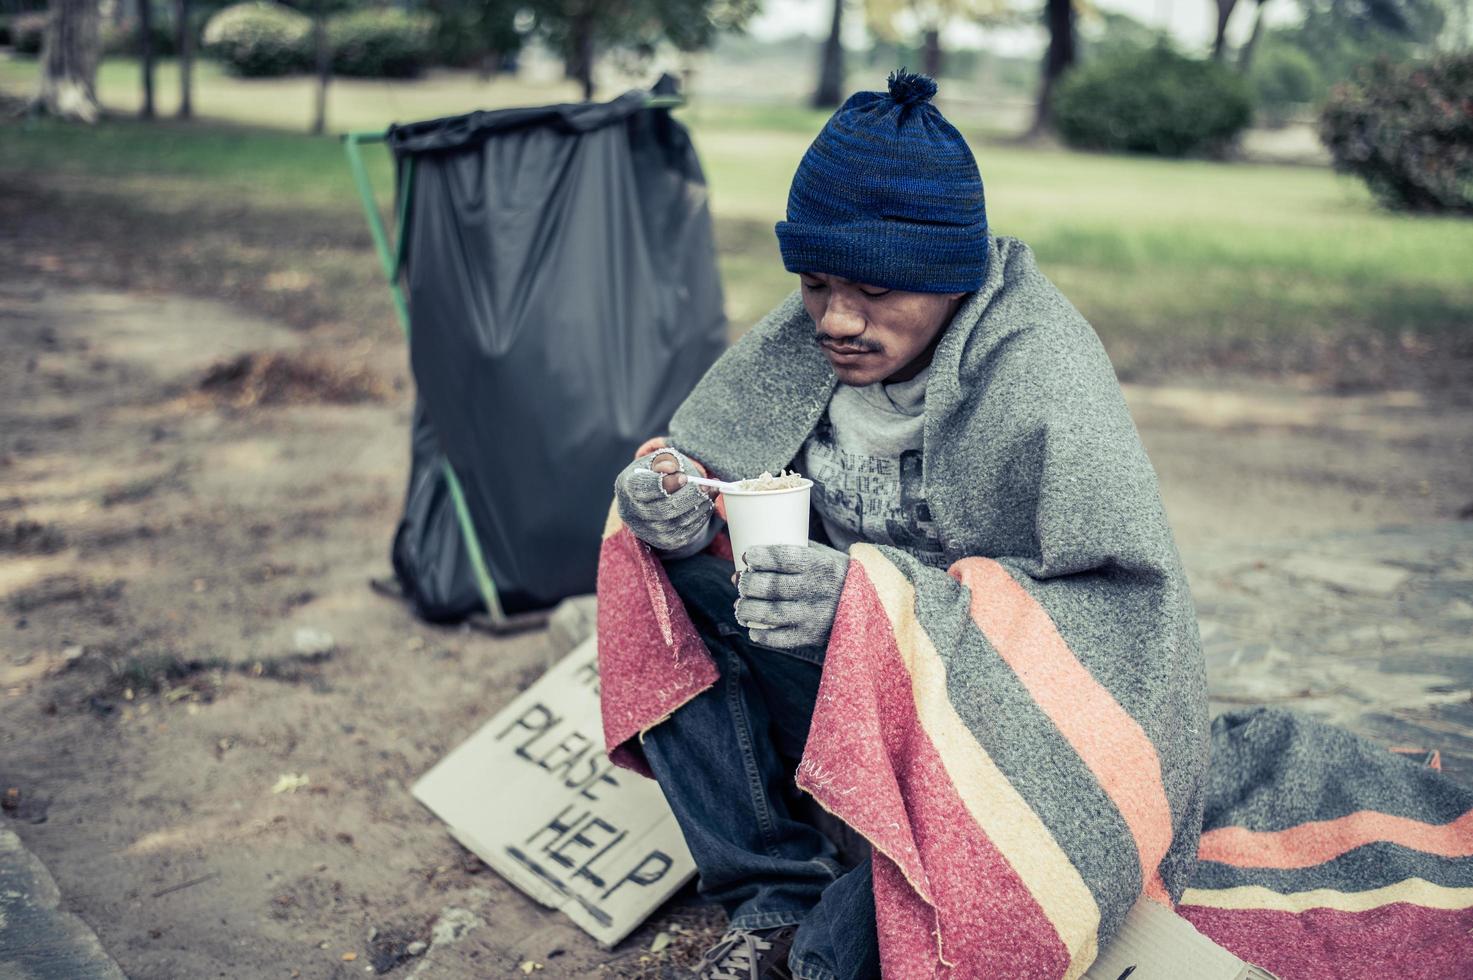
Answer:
[{"left": 690, "top": 924, "right": 798, "bottom": 980}]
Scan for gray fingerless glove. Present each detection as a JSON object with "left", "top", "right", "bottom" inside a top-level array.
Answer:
[
  {"left": 734, "top": 541, "right": 850, "bottom": 650},
  {"left": 613, "top": 446, "right": 716, "bottom": 552}
]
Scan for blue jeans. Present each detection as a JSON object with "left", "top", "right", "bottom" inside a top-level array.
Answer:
[{"left": 641, "top": 553, "right": 882, "bottom": 980}]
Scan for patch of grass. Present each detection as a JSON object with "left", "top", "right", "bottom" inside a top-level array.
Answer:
[
  {"left": 103, "top": 646, "right": 335, "bottom": 698},
  {"left": 111, "top": 651, "right": 226, "bottom": 695},
  {"left": 6, "top": 575, "right": 124, "bottom": 614},
  {"left": 196, "top": 351, "right": 391, "bottom": 408},
  {"left": 0, "top": 517, "right": 67, "bottom": 554},
  {"left": 680, "top": 99, "right": 836, "bottom": 136},
  {"left": 0, "top": 110, "right": 387, "bottom": 207}
]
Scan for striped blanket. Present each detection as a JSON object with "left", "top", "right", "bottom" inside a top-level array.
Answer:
[
  {"left": 596, "top": 236, "right": 1473, "bottom": 977},
  {"left": 598, "top": 521, "right": 1473, "bottom": 978}
]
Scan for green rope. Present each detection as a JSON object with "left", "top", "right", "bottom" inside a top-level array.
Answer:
[{"left": 341, "top": 132, "right": 508, "bottom": 624}]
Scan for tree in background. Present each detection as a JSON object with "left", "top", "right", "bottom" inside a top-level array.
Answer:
[
  {"left": 1075, "top": 5, "right": 1164, "bottom": 61},
  {"left": 1243, "top": 0, "right": 1446, "bottom": 100},
  {"left": 423, "top": 0, "right": 524, "bottom": 78},
  {"left": 1448, "top": 0, "right": 1471, "bottom": 48},
  {"left": 1212, "top": 0, "right": 1248, "bottom": 59},
  {"left": 864, "top": 0, "right": 1012, "bottom": 78},
  {"left": 175, "top": 0, "right": 195, "bottom": 117},
  {"left": 272, "top": 0, "right": 356, "bottom": 134},
  {"left": 813, "top": 0, "right": 845, "bottom": 106},
  {"left": 526, "top": 0, "right": 757, "bottom": 101},
  {"left": 1294, "top": 0, "right": 1446, "bottom": 60},
  {"left": 1236, "top": 0, "right": 1274, "bottom": 71},
  {"left": 1028, "top": 0, "right": 1075, "bottom": 136},
  {"left": 26, "top": 0, "right": 102, "bottom": 121},
  {"left": 308, "top": 0, "right": 345, "bottom": 133},
  {"left": 138, "top": 0, "right": 154, "bottom": 116},
  {"left": 1218, "top": 0, "right": 1445, "bottom": 69}
]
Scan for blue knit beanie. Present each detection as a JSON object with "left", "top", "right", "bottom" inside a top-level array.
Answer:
[{"left": 774, "top": 68, "right": 988, "bottom": 294}]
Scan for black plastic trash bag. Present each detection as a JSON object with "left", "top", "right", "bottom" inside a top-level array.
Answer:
[
  {"left": 389, "top": 399, "right": 483, "bottom": 623},
  {"left": 385, "top": 77, "right": 726, "bottom": 620}
]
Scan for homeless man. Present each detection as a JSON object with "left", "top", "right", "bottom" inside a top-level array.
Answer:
[{"left": 596, "top": 69, "right": 1210, "bottom": 980}]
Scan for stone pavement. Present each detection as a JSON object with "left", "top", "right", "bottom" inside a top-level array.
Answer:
[
  {"left": 1187, "top": 520, "right": 1473, "bottom": 786},
  {"left": 0, "top": 830, "right": 127, "bottom": 980}
]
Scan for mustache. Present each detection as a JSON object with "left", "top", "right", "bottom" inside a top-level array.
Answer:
[{"left": 816, "top": 334, "right": 882, "bottom": 354}]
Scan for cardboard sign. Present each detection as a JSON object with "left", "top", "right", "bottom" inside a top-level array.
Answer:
[{"left": 413, "top": 637, "right": 696, "bottom": 946}]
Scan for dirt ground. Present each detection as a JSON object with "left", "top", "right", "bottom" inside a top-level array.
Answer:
[{"left": 2, "top": 277, "right": 1471, "bottom": 979}]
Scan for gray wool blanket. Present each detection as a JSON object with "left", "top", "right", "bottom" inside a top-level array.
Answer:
[{"left": 594, "top": 235, "right": 1473, "bottom": 978}]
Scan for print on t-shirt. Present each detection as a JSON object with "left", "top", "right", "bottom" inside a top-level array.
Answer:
[{"left": 806, "top": 413, "right": 947, "bottom": 566}]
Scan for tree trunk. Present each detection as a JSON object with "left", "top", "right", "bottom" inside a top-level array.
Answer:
[
  {"left": 922, "top": 26, "right": 942, "bottom": 79},
  {"left": 1237, "top": 0, "right": 1269, "bottom": 72},
  {"left": 310, "top": 4, "right": 328, "bottom": 134},
  {"left": 1212, "top": 0, "right": 1238, "bottom": 61},
  {"left": 1028, "top": 0, "right": 1074, "bottom": 138},
  {"left": 476, "top": 50, "right": 502, "bottom": 82},
  {"left": 812, "top": 0, "right": 843, "bottom": 108},
  {"left": 566, "top": 9, "right": 594, "bottom": 100},
  {"left": 137, "top": 0, "right": 154, "bottom": 118},
  {"left": 174, "top": 0, "right": 192, "bottom": 118},
  {"left": 29, "top": 0, "right": 102, "bottom": 122}
]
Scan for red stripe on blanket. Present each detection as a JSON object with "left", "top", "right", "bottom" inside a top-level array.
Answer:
[
  {"left": 953, "top": 557, "right": 1173, "bottom": 903},
  {"left": 595, "top": 527, "right": 720, "bottom": 777},
  {"left": 1180, "top": 903, "right": 1473, "bottom": 980},
  {"left": 798, "top": 562, "right": 1073, "bottom": 978},
  {"left": 1198, "top": 808, "right": 1473, "bottom": 869}
]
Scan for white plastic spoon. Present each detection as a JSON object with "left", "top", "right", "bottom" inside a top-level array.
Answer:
[
  {"left": 679, "top": 474, "right": 743, "bottom": 493},
  {"left": 639, "top": 469, "right": 740, "bottom": 493}
]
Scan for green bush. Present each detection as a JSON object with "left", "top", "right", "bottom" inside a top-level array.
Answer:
[
  {"left": 1250, "top": 45, "right": 1322, "bottom": 126},
  {"left": 1320, "top": 54, "right": 1473, "bottom": 214},
  {"left": 0, "top": 15, "right": 11, "bottom": 47},
  {"left": 12, "top": 11, "right": 47, "bottom": 55},
  {"left": 1053, "top": 42, "right": 1255, "bottom": 158},
  {"left": 201, "top": 0, "right": 312, "bottom": 77},
  {"left": 328, "top": 7, "right": 432, "bottom": 78}
]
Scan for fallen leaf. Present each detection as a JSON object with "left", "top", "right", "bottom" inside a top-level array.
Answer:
[
  {"left": 271, "top": 773, "right": 310, "bottom": 794},
  {"left": 649, "top": 931, "right": 673, "bottom": 954},
  {"left": 341, "top": 951, "right": 357, "bottom": 962},
  {"left": 519, "top": 961, "right": 542, "bottom": 974}
]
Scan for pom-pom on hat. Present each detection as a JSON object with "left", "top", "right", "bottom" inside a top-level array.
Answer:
[{"left": 774, "top": 68, "right": 988, "bottom": 294}]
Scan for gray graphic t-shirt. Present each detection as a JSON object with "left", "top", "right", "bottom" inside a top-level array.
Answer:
[{"left": 796, "top": 363, "right": 948, "bottom": 568}]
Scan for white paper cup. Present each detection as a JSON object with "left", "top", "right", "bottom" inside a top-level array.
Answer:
[{"left": 722, "top": 479, "right": 813, "bottom": 573}]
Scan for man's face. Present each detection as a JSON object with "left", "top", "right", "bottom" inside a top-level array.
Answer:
[{"left": 799, "top": 272, "right": 966, "bottom": 386}]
